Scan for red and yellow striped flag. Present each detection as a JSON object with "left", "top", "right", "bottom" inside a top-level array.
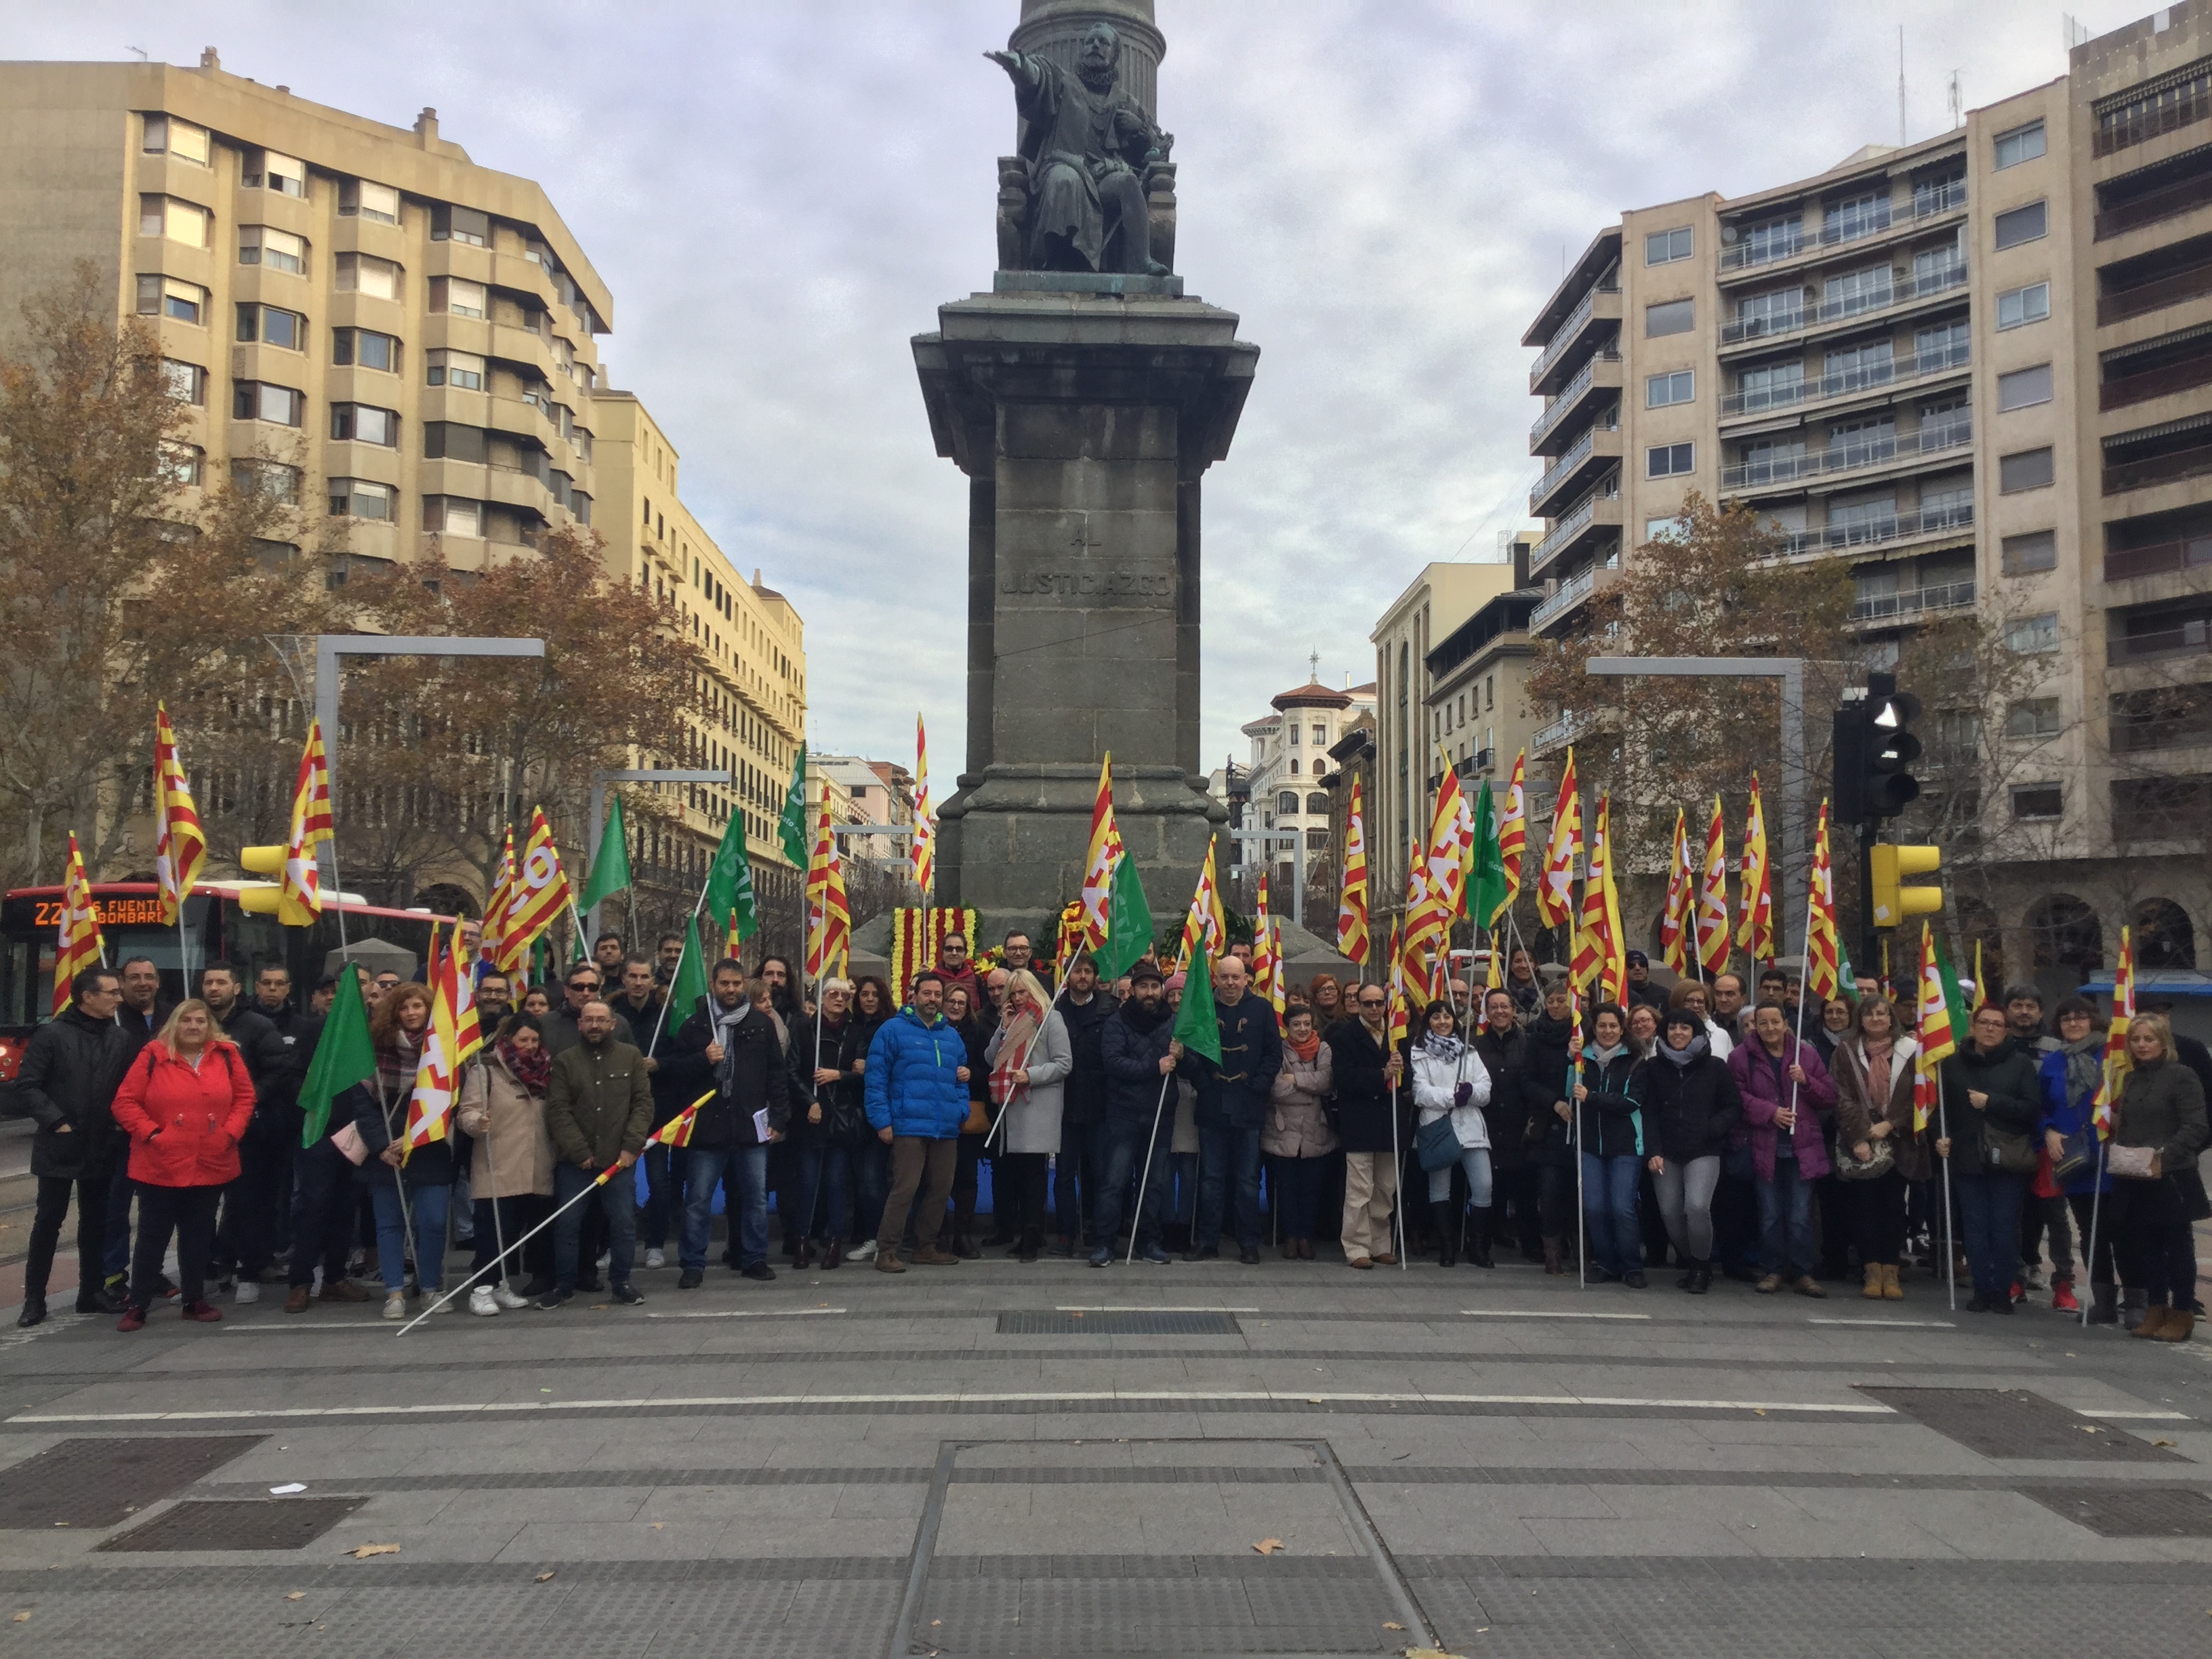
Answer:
[
  {"left": 501, "top": 808, "right": 573, "bottom": 965},
  {"left": 1735, "top": 773, "right": 1774, "bottom": 964},
  {"left": 805, "top": 783, "right": 851, "bottom": 982},
  {"left": 1570, "top": 792, "right": 1626, "bottom": 1004},
  {"left": 1496, "top": 749, "right": 1528, "bottom": 913},
  {"left": 52, "top": 833, "right": 104, "bottom": 1015},
  {"left": 1805, "top": 802, "right": 1841, "bottom": 1002},
  {"left": 152, "top": 703, "right": 205, "bottom": 928},
  {"left": 1696, "top": 796, "right": 1730, "bottom": 977},
  {"left": 1080, "top": 754, "right": 1118, "bottom": 951},
  {"left": 1536, "top": 749, "right": 1580, "bottom": 928},
  {"left": 1911, "top": 922, "right": 1952, "bottom": 1133},
  {"left": 1179, "top": 836, "right": 1227, "bottom": 964},
  {"left": 2091, "top": 927, "right": 2133, "bottom": 1138},
  {"left": 1659, "top": 807, "right": 1693, "bottom": 977},
  {"left": 1336, "top": 776, "right": 1370, "bottom": 966},
  {"left": 911, "top": 714, "right": 935, "bottom": 897},
  {"left": 403, "top": 926, "right": 461, "bottom": 1156},
  {"left": 482, "top": 827, "right": 518, "bottom": 975},
  {"left": 275, "top": 723, "right": 332, "bottom": 926}
]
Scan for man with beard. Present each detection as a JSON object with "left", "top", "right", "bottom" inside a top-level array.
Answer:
[{"left": 1092, "top": 962, "right": 1178, "bottom": 1265}]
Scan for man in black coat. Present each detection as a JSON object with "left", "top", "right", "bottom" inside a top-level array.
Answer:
[
  {"left": 201, "top": 962, "right": 291, "bottom": 1301},
  {"left": 1326, "top": 980, "right": 1404, "bottom": 1267},
  {"left": 1514, "top": 981, "right": 1580, "bottom": 1273},
  {"left": 657, "top": 960, "right": 790, "bottom": 1288},
  {"left": 13, "top": 967, "right": 134, "bottom": 1324},
  {"left": 1180, "top": 956, "right": 1280, "bottom": 1265},
  {"left": 1094, "top": 962, "right": 1177, "bottom": 1264},
  {"left": 1050, "top": 956, "right": 1115, "bottom": 1254},
  {"left": 1473, "top": 987, "right": 1540, "bottom": 1262}
]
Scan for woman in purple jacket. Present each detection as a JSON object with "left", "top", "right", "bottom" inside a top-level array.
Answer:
[{"left": 1729, "top": 1002, "right": 1839, "bottom": 1297}]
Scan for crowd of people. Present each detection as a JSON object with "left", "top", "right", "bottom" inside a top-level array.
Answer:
[{"left": 9, "top": 928, "right": 2207, "bottom": 1343}]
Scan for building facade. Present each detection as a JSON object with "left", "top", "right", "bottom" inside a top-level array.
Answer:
[
  {"left": 1521, "top": 5, "right": 2212, "bottom": 985},
  {"left": 1233, "top": 675, "right": 1376, "bottom": 924}
]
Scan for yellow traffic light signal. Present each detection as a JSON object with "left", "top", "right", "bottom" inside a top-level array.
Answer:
[
  {"left": 237, "top": 846, "right": 286, "bottom": 914},
  {"left": 1869, "top": 843, "right": 1942, "bottom": 929}
]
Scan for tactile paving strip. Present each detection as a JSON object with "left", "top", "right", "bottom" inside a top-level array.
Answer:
[
  {"left": 2018, "top": 1486, "right": 2212, "bottom": 1536},
  {"left": 96, "top": 1496, "right": 365, "bottom": 1552},
  {"left": 1855, "top": 1387, "right": 2182, "bottom": 1460},
  {"left": 997, "top": 1311, "right": 1244, "bottom": 1335},
  {"left": 0, "top": 1435, "right": 265, "bottom": 1528}
]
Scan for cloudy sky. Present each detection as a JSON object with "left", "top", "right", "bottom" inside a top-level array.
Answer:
[{"left": 7, "top": 0, "right": 2149, "bottom": 781}]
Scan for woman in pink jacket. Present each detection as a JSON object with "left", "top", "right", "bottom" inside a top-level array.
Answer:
[
  {"left": 108, "top": 1000, "right": 255, "bottom": 1330},
  {"left": 1727, "top": 1002, "right": 1838, "bottom": 1298}
]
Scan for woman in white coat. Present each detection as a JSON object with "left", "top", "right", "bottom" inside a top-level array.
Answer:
[
  {"left": 985, "top": 970, "right": 1074, "bottom": 1235},
  {"left": 1411, "top": 1001, "right": 1494, "bottom": 1267}
]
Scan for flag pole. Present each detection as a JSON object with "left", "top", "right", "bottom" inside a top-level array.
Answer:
[
  {"left": 1125, "top": 1071, "right": 1173, "bottom": 1265},
  {"left": 468, "top": 1059, "right": 515, "bottom": 1299},
  {"left": 2081, "top": 1136, "right": 2105, "bottom": 1329},
  {"left": 1783, "top": 846, "right": 1820, "bottom": 1128},
  {"left": 1389, "top": 1073, "right": 1407, "bottom": 1272},
  {"left": 1937, "top": 1073, "right": 1957, "bottom": 1312},
  {"left": 396, "top": 1160, "right": 610, "bottom": 1334}
]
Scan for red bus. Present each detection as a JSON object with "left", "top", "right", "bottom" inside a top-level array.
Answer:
[{"left": 0, "top": 882, "right": 456, "bottom": 1078}]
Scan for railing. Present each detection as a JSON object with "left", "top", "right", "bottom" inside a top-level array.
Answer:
[
  {"left": 1721, "top": 340, "right": 1969, "bottom": 417},
  {"left": 1718, "top": 261, "right": 1969, "bottom": 346},
  {"left": 1529, "top": 350, "right": 1620, "bottom": 450},
  {"left": 2110, "top": 617, "right": 2211, "bottom": 661},
  {"left": 1721, "top": 417, "right": 1971, "bottom": 490},
  {"left": 2104, "top": 440, "right": 2212, "bottom": 494},
  {"left": 1911, "top": 178, "right": 1969, "bottom": 222},
  {"left": 2102, "top": 351, "right": 2212, "bottom": 410},
  {"left": 1776, "top": 501, "right": 1973, "bottom": 558},
  {"left": 2093, "top": 84, "right": 2212, "bottom": 157},
  {"left": 1472, "top": 747, "right": 1496, "bottom": 772},
  {"left": 1849, "top": 577, "right": 1976, "bottom": 623},
  {"left": 2104, "top": 533, "right": 2212, "bottom": 581},
  {"left": 1530, "top": 487, "right": 1616, "bottom": 574},
  {"left": 1719, "top": 180, "right": 1969, "bottom": 272},
  {"left": 1530, "top": 423, "right": 1616, "bottom": 511},
  {"left": 1529, "top": 284, "right": 1618, "bottom": 386},
  {"left": 2095, "top": 168, "right": 2212, "bottom": 241},
  {"left": 2098, "top": 261, "right": 2212, "bottom": 325},
  {"left": 1531, "top": 566, "right": 1599, "bottom": 631},
  {"left": 1530, "top": 708, "right": 1593, "bottom": 753}
]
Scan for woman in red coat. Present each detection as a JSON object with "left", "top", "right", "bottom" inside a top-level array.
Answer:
[{"left": 108, "top": 1000, "right": 255, "bottom": 1330}]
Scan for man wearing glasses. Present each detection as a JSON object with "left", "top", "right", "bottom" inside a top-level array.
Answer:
[{"left": 544, "top": 965, "right": 636, "bottom": 1057}]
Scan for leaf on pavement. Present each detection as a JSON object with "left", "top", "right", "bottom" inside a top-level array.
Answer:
[
  {"left": 285, "top": 1593, "right": 306, "bottom": 1601},
  {"left": 347, "top": 1543, "right": 401, "bottom": 1559},
  {"left": 535, "top": 1572, "right": 556, "bottom": 1583},
  {"left": 1252, "top": 1538, "right": 1283, "bottom": 1555}
]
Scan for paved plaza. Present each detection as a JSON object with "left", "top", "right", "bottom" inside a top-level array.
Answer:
[{"left": 0, "top": 1244, "right": 2206, "bottom": 1659}]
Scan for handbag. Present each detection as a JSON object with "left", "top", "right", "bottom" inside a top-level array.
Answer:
[
  {"left": 2049, "top": 1131, "right": 2097, "bottom": 1186},
  {"left": 1416, "top": 1112, "right": 1462, "bottom": 1173},
  {"left": 2106, "top": 1142, "right": 2160, "bottom": 1181},
  {"left": 1835, "top": 1136, "right": 1895, "bottom": 1182},
  {"left": 962, "top": 1099, "right": 989, "bottom": 1136},
  {"left": 1981, "top": 1124, "right": 2037, "bottom": 1176}
]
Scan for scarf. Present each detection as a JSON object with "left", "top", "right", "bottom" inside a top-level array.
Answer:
[
  {"left": 1420, "top": 1031, "right": 1465, "bottom": 1066},
  {"left": 2060, "top": 1031, "right": 2103, "bottom": 1106},
  {"left": 1287, "top": 1027, "right": 1322, "bottom": 1063},
  {"left": 375, "top": 1027, "right": 420, "bottom": 1134},
  {"left": 1658, "top": 1033, "right": 1710, "bottom": 1068},
  {"left": 712, "top": 998, "right": 752, "bottom": 1093},
  {"left": 1860, "top": 1038, "right": 1893, "bottom": 1112},
  {"left": 499, "top": 1037, "right": 551, "bottom": 1097},
  {"left": 990, "top": 1000, "right": 1042, "bottom": 1108},
  {"left": 1586, "top": 1040, "right": 1626, "bottom": 1067}
]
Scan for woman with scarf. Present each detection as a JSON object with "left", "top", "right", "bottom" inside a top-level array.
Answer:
[
  {"left": 2108, "top": 1012, "right": 2208, "bottom": 1341},
  {"left": 1642, "top": 1007, "right": 1742, "bottom": 1294},
  {"left": 1513, "top": 982, "right": 1580, "bottom": 1274},
  {"left": 2037, "top": 996, "right": 2113, "bottom": 1320},
  {"left": 1305, "top": 975, "right": 1345, "bottom": 1029},
  {"left": 1729, "top": 1002, "right": 1839, "bottom": 1298},
  {"left": 1504, "top": 949, "right": 1544, "bottom": 1018},
  {"left": 985, "top": 970, "right": 1072, "bottom": 1256},
  {"left": 455, "top": 1012, "right": 556, "bottom": 1312},
  {"left": 790, "top": 980, "right": 860, "bottom": 1269},
  {"left": 1264, "top": 1004, "right": 1337, "bottom": 1261},
  {"left": 1830, "top": 996, "right": 1923, "bottom": 1302},
  {"left": 1410, "top": 1000, "right": 1493, "bottom": 1268},
  {"left": 836, "top": 978, "right": 895, "bottom": 1261},
  {"left": 359, "top": 983, "right": 454, "bottom": 1321},
  {"left": 1575, "top": 1002, "right": 1646, "bottom": 1286}
]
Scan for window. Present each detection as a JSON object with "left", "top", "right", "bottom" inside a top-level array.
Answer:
[
  {"left": 244, "top": 149, "right": 306, "bottom": 197},
  {"left": 230, "top": 381, "right": 302, "bottom": 426},
  {"left": 331, "top": 327, "right": 398, "bottom": 372},
  {"left": 330, "top": 403, "right": 398, "bottom": 446},
  {"left": 1912, "top": 170, "right": 1965, "bottom": 216},
  {"left": 1993, "top": 201, "right": 2048, "bottom": 249},
  {"left": 1646, "top": 369, "right": 1694, "bottom": 407},
  {"left": 1999, "top": 446, "right": 2055, "bottom": 491},
  {"left": 2010, "top": 782, "right": 2064, "bottom": 820},
  {"left": 141, "top": 115, "right": 209, "bottom": 165},
  {"left": 2005, "top": 612, "right": 2060, "bottom": 653},
  {"left": 159, "top": 443, "right": 202, "bottom": 488},
  {"left": 1824, "top": 264, "right": 1892, "bottom": 316},
  {"left": 1647, "top": 442, "right": 1694, "bottom": 477},
  {"left": 239, "top": 226, "right": 305, "bottom": 274},
  {"left": 1288, "top": 722, "right": 1300, "bottom": 745},
  {"left": 1998, "top": 363, "right": 2053, "bottom": 411},
  {"left": 235, "top": 303, "right": 304, "bottom": 350},
  {"left": 431, "top": 203, "right": 491, "bottom": 246},
  {"left": 159, "top": 359, "right": 205, "bottom": 405},
  {"left": 136, "top": 274, "right": 206, "bottom": 324},
  {"left": 230, "top": 459, "right": 302, "bottom": 505},
  {"left": 424, "top": 496, "right": 483, "bottom": 537},
  {"left": 1825, "top": 337, "right": 1893, "bottom": 384},
  {"left": 1917, "top": 319, "right": 1970, "bottom": 363},
  {"left": 335, "top": 252, "right": 401, "bottom": 300},
  {"left": 1276, "top": 791, "right": 1298, "bottom": 815},
  {"left": 339, "top": 178, "right": 400, "bottom": 224},
  {"left": 1739, "top": 216, "right": 1803, "bottom": 264},
  {"left": 138, "top": 194, "right": 209, "bottom": 247},
  {"left": 2001, "top": 529, "right": 2057, "bottom": 574},
  {"left": 424, "top": 423, "right": 488, "bottom": 463},
  {"left": 1645, "top": 515, "right": 1685, "bottom": 543},
  {"left": 1311, "top": 724, "right": 1326, "bottom": 745},
  {"left": 1645, "top": 226, "right": 1693, "bottom": 264},
  {"left": 1734, "top": 288, "right": 1800, "bottom": 333},
  {"left": 1996, "top": 282, "right": 2051, "bottom": 329},
  {"left": 1824, "top": 190, "right": 1889, "bottom": 241},
  {"left": 1737, "top": 436, "right": 1805, "bottom": 484},
  {"left": 328, "top": 478, "right": 394, "bottom": 520},
  {"left": 2006, "top": 698, "right": 2063, "bottom": 739},
  {"left": 1645, "top": 298, "right": 1694, "bottom": 337},
  {"left": 430, "top": 276, "right": 487, "bottom": 318},
  {"left": 1734, "top": 358, "right": 1803, "bottom": 411},
  {"left": 1288, "top": 758, "right": 1299, "bottom": 775},
  {"left": 423, "top": 348, "right": 485, "bottom": 390},
  {"left": 1994, "top": 120, "right": 2046, "bottom": 169}
]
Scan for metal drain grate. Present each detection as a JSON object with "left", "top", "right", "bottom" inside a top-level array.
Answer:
[
  {"left": 1856, "top": 1388, "right": 2182, "bottom": 1461},
  {"left": 0, "top": 1436, "right": 266, "bottom": 1529},
  {"left": 997, "top": 1311, "right": 1242, "bottom": 1335},
  {"left": 2019, "top": 1486, "right": 2212, "bottom": 1536},
  {"left": 97, "top": 1497, "right": 365, "bottom": 1552}
]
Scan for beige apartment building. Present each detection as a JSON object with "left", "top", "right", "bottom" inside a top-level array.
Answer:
[
  {"left": 1521, "top": 5, "right": 2212, "bottom": 982},
  {"left": 0, "top": 49, "right": 806, "bottom": 912}
]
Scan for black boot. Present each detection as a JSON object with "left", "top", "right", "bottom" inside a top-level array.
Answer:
[
  {"left": 16, "top": 1296, "right": 45, "bottom": 1329},
  {"left": 1437, "top": 1231, "right": 1457, "bottom": 1268},
  {"left": 1467, "top": 1209, "right": 1494, "bottom": 1268}
]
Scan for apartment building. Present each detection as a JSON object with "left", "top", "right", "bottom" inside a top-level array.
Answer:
[
  {"left": 1521, "top": 5, "right": 2212, "bottom": 981},
  {"left": 1234, "top": 674, "right": 1377, "bottom": 924},
  {"left": 810, "top": 754, "right": 916, "bottom": 867}
]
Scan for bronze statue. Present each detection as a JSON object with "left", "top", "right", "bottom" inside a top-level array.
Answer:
[{"left": 987, "top": 22, "right": 1170, "bottom": 276}]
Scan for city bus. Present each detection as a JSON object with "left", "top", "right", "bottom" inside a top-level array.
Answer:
[{"left": 0, "top": 882, "right": 456, "bottom": 1078}]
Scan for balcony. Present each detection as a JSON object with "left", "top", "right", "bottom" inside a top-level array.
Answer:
[
  {"left": 2100, "top": 345, "right": 2212, "bottom": 411},
  {"left": 1528, "top": 487, "right": 1621, "bottom": 578},
  {"left": 2110, "top": 615, "right": 2212, "bottom": 663},
  {"left": 2098, "top": 258, "right": 2212, "bottom": 323},
  {"left": 1530, "top": 707, "right": 1596, "bottom": 756},
  {"left": 1531, "top": 562, "right": 1616, "bottom": 632},
  {"left": 2104, "top": 426, "right": 2212, "bottom": 494},
  {"left": 1530, "top": 423, "right": 1621, "bottom": 516},
  {"left": 1718, "top": 262, "right": 1969, "bottom": 351},
  {"left": 1849, "top": 577, "right": 1976, "bottom": 625},
  {"left": 1719, "top": 180, "right": 1967, "bottom": 274},
  {"left": 1720, "top": 340, "right": 1969, "bottom": 419},
  {"left": 2105, "top": 532, "right": 2212, "bottom": 581},
  {"left": 1528, "top": 283, "right": 1621, "bottom": 394},
  {"left": 2095, "top": 165, "right": 2212, "bottom": 241},
  {"left": 2094, "top": 83, "right": 2212, "bottom": 159},
  {"left": 1774, "top": 501, "right": 1974, "bottom": 560},
  {"left": 1721, "top": 417, "right": 1971, "bottom": 493},
  {"left": 1529, "top": 350, "right": 1622, "bottom": 454}
]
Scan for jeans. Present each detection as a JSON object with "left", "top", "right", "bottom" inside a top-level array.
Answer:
[
  {"left": 1092, "top": 1118, "right": 1170, "bottom": 1252},
  {"left": 682, "top": 1144, "right": 767, "bottom": 1273},
  {"left": 1652, "top": 1154, "right": 1721, "bottom": 1263},
  {"left": 787, "top": 1143, "right": 853, "bottom": 1241},
  {"left": 1951, "top": 1170, "right": 2024, "bottom": 1303},
  {"left": 1756, "top": 1158, "right": 1816, "bottom": 1278},
  {"left": 1272, "top": 1155, "right": 1332, "bottom": 1240},
  {"left": 555, "top": 1160, "right": 637, "bottom": 1291},
  {"left": 1052, "top": 1120, "right": 1108, "bottom": 1242},
  {"left": 640, "top": 1143, "right": 674, "bottom": 1250},
  {"left": 130, "top": 1183, "right": 221, "bottom": 1309},
  {"left": 102, "top": 1156, "right": 136, "bottom": 1283},
  {"left": 370, "top": 1177, "right": 451, "bottom": 1293},
  {"left": 1580, "top": 1152, "right": 1642, "bottom": 1279},
  {"left": 845, "top": 1139, "right": 889, "bottom": 1241},
  {"left": 1427, "top": 1146, "right": 1494, "bottom": 1207},
  {"left": 287, "top": 1140, "right": 360, "bottom": 1290},
  {"left": 1195, "top": 1124, "right": 1262, "bottom": 1252},
  {"left": 24, "top": 1172, "right": 108, "bottom": 1302},
  {"left": 217, "top": 1134, "right": 288, "bottom": 1281}
]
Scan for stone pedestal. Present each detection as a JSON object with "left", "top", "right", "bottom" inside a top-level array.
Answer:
[{"left": 913, "top": 277, "right": 1258, "bottom": 943}]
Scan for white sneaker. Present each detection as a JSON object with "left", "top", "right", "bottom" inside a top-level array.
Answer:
[
  {"left": 644, "top": 1248, "right": 665, "bottom": 1270},
  {"left": 234, "top": 1281, "right": 262, "bottom": 1305},
  {"left": 469, "top": 1287, "right": 500, "bottom": 1317},
  {"left": 381, "top": 1292, "right": 405, "bottom": 1321},
  {"left": 596, "top": 1250, "right": 611, "bottom": 1271},
  {"left": 491, "top": 1285, "right": 530, "bottom": 1311},
  {"left": 848, "top": 1239, "right": 878, "bottom": 1262},
  {"left": 427, "top": 1292, "right": 457, "bottom": 1313}
]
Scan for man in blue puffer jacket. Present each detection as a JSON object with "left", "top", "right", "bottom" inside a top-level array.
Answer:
[{"left": 865, "top": 970, "right": 972, "bottom": 1272}]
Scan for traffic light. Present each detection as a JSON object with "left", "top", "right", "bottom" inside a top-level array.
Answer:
[
  {"left": 1868, "top": 842, "right": 1942, "bottom": 929},
  {"left": 1834, "top": 671, "right": 1923, "bottom": 827},
  {"left": 236, "top": 845, "right": 287, "bottom": 915}
]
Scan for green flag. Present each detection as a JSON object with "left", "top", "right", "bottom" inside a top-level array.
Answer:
[
  {"left": 1933, "top": 934, "right": 1969, "bottom": 1047},
  {"left": 1173, "top": 943, "right": 1222, "bottom": 1065},
  {"left": 777, "top": 742, "right": 811, "bottom": 868},
  {"left": 1094, "top": 855, "right": 1156, "bottom": 983},
  {"left": 670, "top": 914, "right": 710, "bottom": 1017},
  {"left": 578, "top": 794, "right": 632, "bottom": 912},
  {"left": 1469, "top": 782, "right": 1508, "bottom": 929},
  {"left": 1835, "top": 935, "right": 1858, "bottom": 998},
  {"left": 569, "top": 925, "right": 587, "bottom": 963},
  {"left": 702, "top": 811, "right": 758, "bottom": 944},
  {"left": 298, "top": 963, "right": 375, "bottom": 1147}
]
